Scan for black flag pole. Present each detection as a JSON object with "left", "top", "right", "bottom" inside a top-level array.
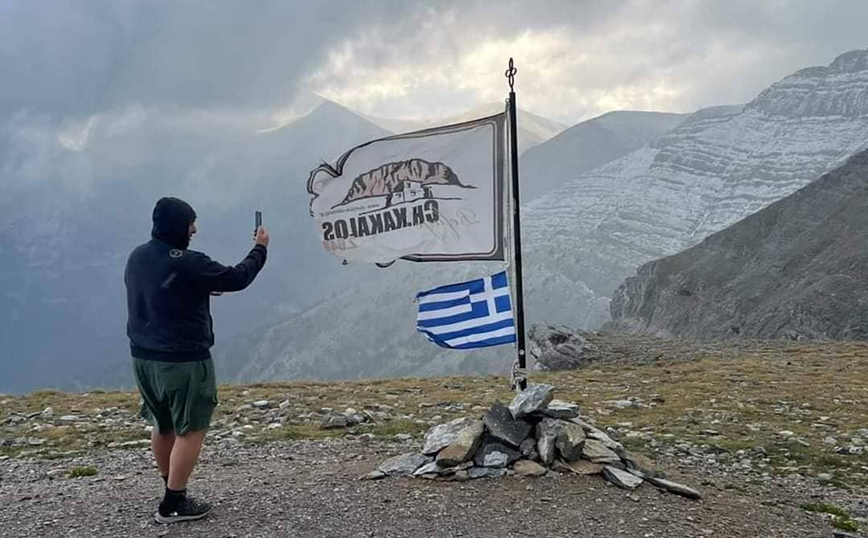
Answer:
[{"left": 506, "top": 58, "right": 528, "bottom": 391}]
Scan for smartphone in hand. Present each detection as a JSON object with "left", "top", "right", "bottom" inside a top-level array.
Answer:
[{"left": 255, "top": 210, "right": 262, "bottom": 233}]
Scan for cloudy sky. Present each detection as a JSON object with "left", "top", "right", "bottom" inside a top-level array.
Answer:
[{"left": 2, "top": 0, "right": 868, "bottom": 128}]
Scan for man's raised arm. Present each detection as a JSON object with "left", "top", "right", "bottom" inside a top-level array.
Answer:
[{"left": 186, "top": 227, "right": 269, "bottom": 293}]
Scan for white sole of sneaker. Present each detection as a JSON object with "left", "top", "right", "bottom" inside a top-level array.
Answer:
[{"left": 153, "top": 507, "right": 213, "bottom": 525}]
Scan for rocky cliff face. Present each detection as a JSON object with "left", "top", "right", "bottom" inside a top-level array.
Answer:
[
  {"left": 520, "top": 49, "right": 868, "bottom": 331},
  {"left": 608, "top": 148, "right": 868, "bottom": 340}
]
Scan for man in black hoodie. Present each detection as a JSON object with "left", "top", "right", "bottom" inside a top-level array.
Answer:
[{"left": 125, "top": 197, "right": 268, "bottom": 524}]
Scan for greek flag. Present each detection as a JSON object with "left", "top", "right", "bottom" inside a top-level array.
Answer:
[{"left": 416, "top": 271, "right": 516, "bottom": 349}]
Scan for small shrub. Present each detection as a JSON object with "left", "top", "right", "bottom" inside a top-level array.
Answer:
[
  {"left": 801, "top": 503, "right": 859, "bottom": 532},
  {"left": 68, "top": 466, "right": 98, "bottom": 478},
  {"left": 832, "top": 518, "right": 859, "bottom": 532}
]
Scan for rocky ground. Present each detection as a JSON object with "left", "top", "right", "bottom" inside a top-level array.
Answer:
[
  {"left": 0, "top": 437, "right": 857, "bottom": 537},
  {"left": 1, "top": 332, "right": 867, "bottom": 536}
]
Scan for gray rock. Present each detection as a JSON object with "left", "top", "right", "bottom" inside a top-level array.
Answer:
[
  {"left": 528, "top": 324, "right": 596, "bottom": 371},
  {"left": 359, "top": 470, "right": 387, "bottom": 481},
  {"left": 484, "top": 403, "right": 533, "bottom": 447},
  {"left": 536, "top": 418, "right": 562, "bottom": 466},
  {"left": 59, "top": 415, "right": 81, "bottom": 422},
  {"left": 514, "top": 460, "right": 548, "bottom": 477},
  {"left": 571, "top": 418, "right": 624, "bottom": 452},
  {"left": 40, "top": 407, "right": 54, "bottom": 419},
  {"left": 118, "top": 440, "right": 150, "bottom": 448},
  {"left": 343, "top": 409, "right": 366, "bottom": 426},
  {"left": 436, "top": 420, "right": 484, "bottom": 466},
  {"left": 622, "top": 454, "right": 655, "bottom": 475},
  {"left": 519, "top": 438, "right": 537, "bottom": 458},
  {"left": 278, "top": 400, "right": 291, "bottom": 410},
  {"left": 509, "top": 384, "right": 555, "bottom": 419},
  {"left": 422, "top": 417, "right": 477, "bottom": 455},
  {"left": 378, "top": 453, "right": 432, "bottom": 477},
  {"left": 541, "top": 400, "right": 580, "bottom": 419},
  {"left": 646, "top": 476, "right": 702, "bottom": 499},
  {"left": 555, "top": 421, "right": 586, "bottom": 462},
  {"left": 320, "top": 412, "right": 349, "bottom": 430},
  {"left": 252, "top": 400, "right": 271, "bottom": 409},
  {"left": 833, "top": 532, "right": 862, "bottom": 538},
  {"left": 582, "top": 439, "right": 621, "bottom": 464},
  {"left": 469, "top": 467, "right": 507, "bottom": 479},
  {"left": 414, "top": 461, "right": 473, "bottom": 477},
  {"left": 603, "top": 466, "right": 644, "bottom": 490},
  {"left": 413, "top": 461, "right": 443, "bottom": 477},
  {"left": 474, "top": 441, "right": 521, "bottom": 468},
  {"left": 558, "top": 460, "right": 605, "bottom": 475}
]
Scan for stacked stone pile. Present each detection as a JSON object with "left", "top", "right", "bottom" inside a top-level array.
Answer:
[{"left": 365, "top": 384, "right": 701, "bottom": 499}]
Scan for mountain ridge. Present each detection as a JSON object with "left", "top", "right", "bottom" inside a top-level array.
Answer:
[
  {"left": 608, "top": 147, "right": 868, "bottom": 340},
  {"left": 227, "top": 49, "right": 868, "bottom": 384}
]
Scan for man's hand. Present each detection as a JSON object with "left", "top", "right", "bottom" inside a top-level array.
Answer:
[{"left": 254, "top": 226, "right": 270, "bottom": 248}]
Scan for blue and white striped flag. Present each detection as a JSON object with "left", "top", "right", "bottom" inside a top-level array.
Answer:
[{"left": 416, "top": 271, "right": 516, "bottom": 349}]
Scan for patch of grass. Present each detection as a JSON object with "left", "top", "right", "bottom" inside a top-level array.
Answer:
[
  {"left": 801, "top": 502, "right": 849, "bottom": 518},
  {"left": 358, "top": 419, "right": 427, "bottom": 438},
  {"left": 801, "top": 503, "right": 859, "bottom": 532},
  {"left": 68, "top": 466, "right": 98, "bottom": 479},
  {"left": 832, "top": 518, "right": 859, "bottom": 533},
  {"left": 0, "top": 446, "right": 25, "bottom": 458}
]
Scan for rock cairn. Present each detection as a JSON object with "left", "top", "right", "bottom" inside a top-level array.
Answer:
[{"left": 364, "top": 384, "right": 701, "bottom": 500}]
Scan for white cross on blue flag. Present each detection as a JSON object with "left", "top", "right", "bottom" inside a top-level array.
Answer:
[{"left": 416, "top": 271, "right": 516, "bottom": 349}]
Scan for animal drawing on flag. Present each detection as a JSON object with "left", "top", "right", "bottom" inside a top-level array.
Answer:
[
  {"left": 416, "top": 271, "right": 516, "bottom": 349},
  {"left": 308, "top": 114, "right": 506, "bottom": 264}
]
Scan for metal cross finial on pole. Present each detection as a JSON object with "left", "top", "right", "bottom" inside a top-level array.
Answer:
[
  {"left": 505, "top": 58, "right": 517, "bottom": 91},
  {"left": 505, "top": 58, "right": 527, "bottom": 391}
]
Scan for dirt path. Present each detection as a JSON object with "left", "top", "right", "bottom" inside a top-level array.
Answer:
[{"left": 0, "top": 438, "right": 843, "bottom": 538}]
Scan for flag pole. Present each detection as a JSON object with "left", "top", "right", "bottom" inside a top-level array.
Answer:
[{"left": 506, "top": 58, "right": 528, "bottom": 391}]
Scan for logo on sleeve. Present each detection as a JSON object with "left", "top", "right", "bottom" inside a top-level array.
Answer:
[{"left": 169, "top": 249, "right": 184, "bottom": 259}]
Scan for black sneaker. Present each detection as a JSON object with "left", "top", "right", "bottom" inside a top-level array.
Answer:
[{"left": 154, "top": 497, "right": 213, "bottom": 524}]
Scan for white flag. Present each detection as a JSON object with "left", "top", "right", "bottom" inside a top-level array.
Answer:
[{"left": 307, "top": 114, "right": 506, "bottom": 264}]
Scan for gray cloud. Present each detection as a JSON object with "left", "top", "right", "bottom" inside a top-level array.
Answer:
[
  {"left": 302, "top": 0, "right": 868, "bottom": 122},
  {"left": 1, "top": 0, "right": 867, "bottom": 125},
  {"left": 0, "top": 0, "right": 427, "bottom": 120}
]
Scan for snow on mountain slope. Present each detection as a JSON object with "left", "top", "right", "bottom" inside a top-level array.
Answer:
[
  {"left": 520, "top": 110, "right": 687, "bottom": 201},
  {"left": 609, "top": 148, "right": 868, "bottom": 340},
  {"left": 521, "top": 49, "right": 868, "bottom": 329},
  {"left": 227, "top": 49, "right": 868, "bottom": 384}
]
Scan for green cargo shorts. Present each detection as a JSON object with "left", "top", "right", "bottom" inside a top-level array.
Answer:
[{"left": 133, "top": 358, "right": 218, "bottom": 436}]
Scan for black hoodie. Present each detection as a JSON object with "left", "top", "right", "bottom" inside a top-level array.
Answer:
[{"left": 124, "top": 197, "right": 267, "bottom": 362}]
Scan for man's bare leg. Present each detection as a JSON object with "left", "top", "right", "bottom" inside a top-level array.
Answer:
[
  {"left": 167, "top": 430, "right": 207, "bottom": 491},
  {"left": 151, "top": 429, "right": 176, "bottom": 479}
]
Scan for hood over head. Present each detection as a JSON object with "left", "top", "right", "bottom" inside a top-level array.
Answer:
[{"left": 151, "top": 197, "right": 197, "bottom": 249}]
